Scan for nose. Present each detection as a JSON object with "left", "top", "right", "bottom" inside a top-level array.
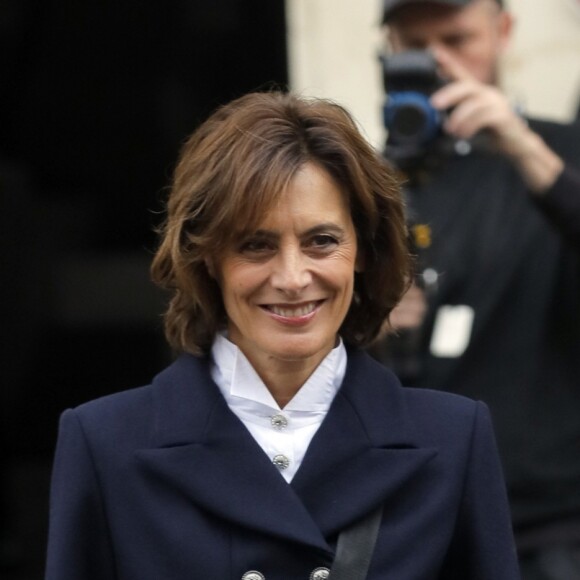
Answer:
[
  {"left": 426, "top": 41, "right": 445, "bottom": 57},
  {"left": 270, "top": 245, "right": 312, "bottom": 295}
]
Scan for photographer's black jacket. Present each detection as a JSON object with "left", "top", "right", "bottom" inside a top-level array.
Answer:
[{"left": 384, "top": 118, "right": 580, "bottom": 544}]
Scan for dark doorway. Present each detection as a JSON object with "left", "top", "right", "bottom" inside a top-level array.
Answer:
[{"left": 0, "top": 1, "right": 288, "bottom": 577}]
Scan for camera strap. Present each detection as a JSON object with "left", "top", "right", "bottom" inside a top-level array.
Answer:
[{"left": 330, "top": 504, "right": 384, "bottom": 580}]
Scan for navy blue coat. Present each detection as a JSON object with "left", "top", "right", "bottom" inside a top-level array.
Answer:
[{"left": 45, "top": 349, "right": 520, "bottom": 579}]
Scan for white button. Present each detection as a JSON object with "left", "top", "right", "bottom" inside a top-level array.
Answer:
[
  {"left": 310, "top": 568, "right": 330, "bottom": 580},
  {"left": 241, "top": 571, "right": 265, "bottom": 580},
  {"left": 270, "top": 414, "right": 288, "bottom": 430},
  {"left": 272, "top": 454, "right": 290, "bottom": 470}
]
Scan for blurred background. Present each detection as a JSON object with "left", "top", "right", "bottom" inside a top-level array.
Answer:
[{"left": 1, "top": 1, "right": 579, "bottom": 578}]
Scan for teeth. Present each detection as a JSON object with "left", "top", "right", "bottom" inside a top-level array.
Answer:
[{"left": 270, "top": 302, "right": 317, "bottom": 317}]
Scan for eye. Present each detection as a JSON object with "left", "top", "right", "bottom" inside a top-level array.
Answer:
[
  {"left": 239, "top": 237, "right": 275, "bottom": 255},
  {"left": 407, "top": 40, "right": 427, "bottom": 51},
  {"left": 443, "top": 33, "right": 470, "bottom": 49},
  {"left": 308, "top": 234, "right": 339, "bottom": 250}
]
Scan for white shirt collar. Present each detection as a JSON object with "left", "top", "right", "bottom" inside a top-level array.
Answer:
[
  {"left": 210, "top": 334, "right": 347, "bottom": 482},
  {"left": 210, "top": 333, "right": 346, "bottom": 422}
]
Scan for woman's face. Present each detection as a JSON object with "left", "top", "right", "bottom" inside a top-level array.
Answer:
[{"left": 215, "top": 162, "right": 360, "bottom": 372}]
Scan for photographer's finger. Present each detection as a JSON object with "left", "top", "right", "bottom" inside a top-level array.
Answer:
[
  {"left": 431, "top": 45, "right": 474, "bottom": 82},
  {"left": 430, "top": 80, "right": 478, "bottom": 110},
  {"left": 445, "top": 96, "right": 511, "bottom": 140},
  {"left": 444, "top": 99, "right": 490, "bottom": 139}
]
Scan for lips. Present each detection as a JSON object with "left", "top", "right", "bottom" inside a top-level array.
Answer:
[{"left": 262, "top": 300, "right": 323, "bottom": 319}]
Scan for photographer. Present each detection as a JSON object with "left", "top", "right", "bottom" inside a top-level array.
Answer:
[{"left": 377, "top": 0, "right": 580, "bottom": 577}]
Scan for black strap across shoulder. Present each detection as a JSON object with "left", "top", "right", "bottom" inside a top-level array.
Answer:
[{"left": 330, "top": 504, "right": 384, "bottom": 580}]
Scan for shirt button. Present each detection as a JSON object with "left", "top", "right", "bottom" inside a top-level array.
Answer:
[
  {"left": 270, "top": 414, "right": 288, "bottom": 430},
  {"left": 241, "top": 571, "right": 265, "bottom": 580},
  {"left": 272, "top": 454, "right": 290, "bottom": 470},
  {"left": 310, "top": 568, "right": 330, "bottom": 580}
]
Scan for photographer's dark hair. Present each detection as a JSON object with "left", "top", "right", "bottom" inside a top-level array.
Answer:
[{"left": 151, "top": 91, "right": 410, "bottom": 355}]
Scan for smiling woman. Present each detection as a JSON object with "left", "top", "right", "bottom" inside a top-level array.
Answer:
[
  {"left": 45, "top": 91, "right": 521, "bottom": 580},
  {"left": 216, "top": 162, "right": 360, "bottom": 405}
]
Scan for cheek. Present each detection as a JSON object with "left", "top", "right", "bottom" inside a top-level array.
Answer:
[
  {"left": 323, "top": 262, "right": 356, "bottom": 294},
  {"left": 464, "top": 37, "right": 498, "bottom": 79},
  {"left": 221, "top": 263, "right": 266, "bottom": 299},
  {"left": 457, "top": 50, "right": 487, "bottom": 83}
]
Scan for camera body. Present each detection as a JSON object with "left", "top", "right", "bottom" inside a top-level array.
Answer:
[{"left": 381, "top": 50, "right": 447, "bottom": 163}]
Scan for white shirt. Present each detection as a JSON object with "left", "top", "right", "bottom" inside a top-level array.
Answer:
[{"left": 210, "top": 334, "right": 347, "bottom": 482}]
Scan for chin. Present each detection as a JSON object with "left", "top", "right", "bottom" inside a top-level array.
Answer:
[{"left": 266, "top": 333, "right": 335, "bottom": 362}]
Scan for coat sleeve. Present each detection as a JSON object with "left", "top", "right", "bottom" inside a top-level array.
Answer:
[
  {"left": 45, "top": 408, "right": 117, "bottom": 580},
  {"left": 441, "top": 402, "right": 521, "bottom": 580}
]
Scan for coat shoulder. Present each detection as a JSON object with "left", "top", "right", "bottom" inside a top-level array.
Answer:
[
  {"left": 67, "top": 383, "right": 155, "bottom": 449},
  {"left": 402, "top": 383, "right": 480, "bottom": 418},
  {"left": 65, "top": 354, "right": 212, "bottom": 448},
  {"left": 402, "top": 384, "right": 484, "bottom": 443},
  {"left": 351, "top": 348, "right": 480, "bottom": 417},
  {"left": 345, "top": 350, "right": 485, "bottom": 448}
]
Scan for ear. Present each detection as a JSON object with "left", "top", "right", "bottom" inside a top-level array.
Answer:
[
  {"left": 496, "top": 10, "right": 514, "bottom": 55},
  {"left": 205, "top": 257, "right": 216, "bottom": 279}
]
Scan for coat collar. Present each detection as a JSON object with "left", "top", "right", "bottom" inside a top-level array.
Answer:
[{"left": 134, "top": 349, "right": 437, "bottom": 554}]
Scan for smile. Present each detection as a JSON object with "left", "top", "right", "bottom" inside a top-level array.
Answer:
[{"left": 263, "top": 300, "right": 323, "bottom": 319}]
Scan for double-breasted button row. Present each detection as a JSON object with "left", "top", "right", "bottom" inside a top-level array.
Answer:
[{"left": 241, "top": 567, "right": 330, "bottom": 579}]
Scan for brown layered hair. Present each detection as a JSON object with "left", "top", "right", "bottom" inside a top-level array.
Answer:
[{"left": 151, "top": 91, "right": 410, "bottom": 355}]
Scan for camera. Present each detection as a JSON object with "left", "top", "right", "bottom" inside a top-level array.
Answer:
[{"left": 381, "top": 50, "right": 447, "bottom": 164}]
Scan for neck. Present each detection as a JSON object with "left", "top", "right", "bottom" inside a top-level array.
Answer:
[{"left": 249, "top": 353, "right": 327, "bottom": 409}]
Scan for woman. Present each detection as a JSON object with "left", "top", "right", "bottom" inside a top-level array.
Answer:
[{"left": 46, "top": 91, "right": 520, "bottom": 579}]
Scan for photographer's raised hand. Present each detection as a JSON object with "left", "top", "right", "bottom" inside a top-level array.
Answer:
[{"left": 430, "top": 46, "right": 564, "bottom": 194}]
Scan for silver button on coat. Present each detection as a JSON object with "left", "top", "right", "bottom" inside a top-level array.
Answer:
[
  {"left": 241, "top": 571, "right": 265, "bottom": 580},
  {"left": 272, "top": 454, "right": 290, "bottom": 470},
  {"left": 310, "top": 567, "right": 330, "bottom": 579}
]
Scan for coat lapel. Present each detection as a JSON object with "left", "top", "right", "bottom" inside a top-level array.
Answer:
[
  {"left": 134, "top": 354, "right": 331, "bottom": 553},
  {"left": 291, "top": 349, "right": 438, "bottom": 537},
  {"left": 134, "top": 350, "right": 438, "bottom": 551}
]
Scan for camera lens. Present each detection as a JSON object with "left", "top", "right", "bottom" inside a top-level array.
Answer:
[
  {"left": 392, "top": 105, "right": 427, "bottom": 139},
  {"left": 383, "top": 91, "right": 442, "bottom": 147}
]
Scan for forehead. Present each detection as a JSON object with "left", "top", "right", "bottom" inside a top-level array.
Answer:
[{"left": 238, "top": 163, "right": 352, "bottom": 233}]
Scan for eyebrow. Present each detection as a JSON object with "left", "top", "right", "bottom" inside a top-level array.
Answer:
[
  {"left": 248, "top": 223, "right": 348, "bottom": 239},
  {"left": 303, "top": 223, "right": 347, "bottom": 238}
]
